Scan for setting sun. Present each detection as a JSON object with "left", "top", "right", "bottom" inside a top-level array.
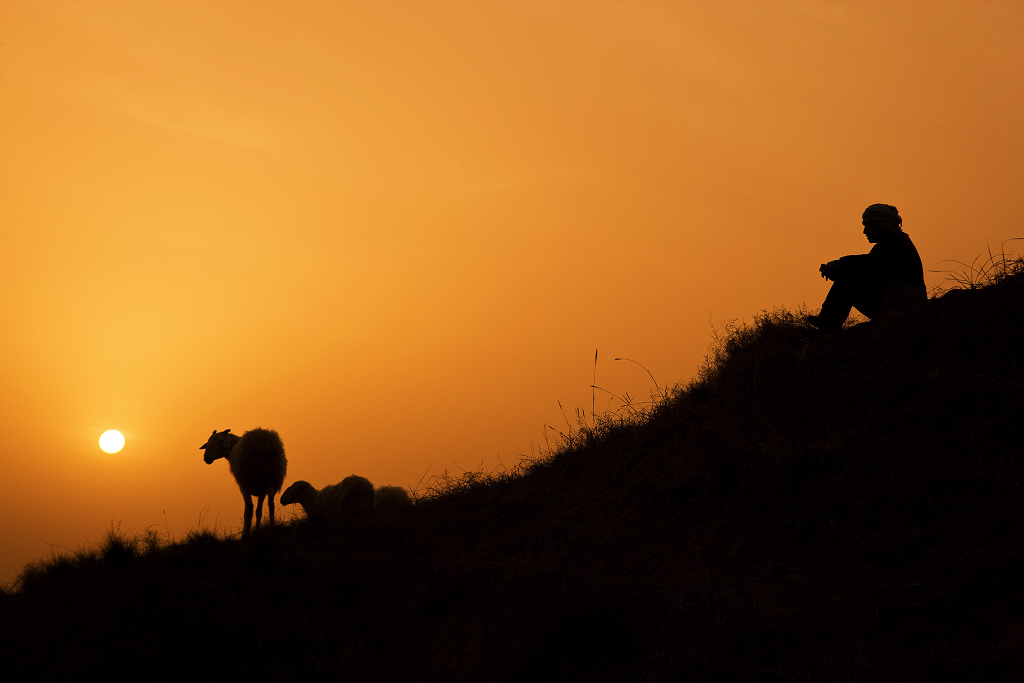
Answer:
[{"left": 98, "top": 430, "right": 125, "bottom": 454}]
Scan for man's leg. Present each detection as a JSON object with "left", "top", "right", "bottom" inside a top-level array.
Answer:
[
  {"left": 808, "top": 280, "right": 854, "bottom": 332},
  {"left": 850, "top": 281, "right": 888, "bottom": 319}
]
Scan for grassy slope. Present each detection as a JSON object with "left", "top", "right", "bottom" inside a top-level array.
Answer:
[{"left": 2, "top": 274, "right": 1023, "bottom": 681}]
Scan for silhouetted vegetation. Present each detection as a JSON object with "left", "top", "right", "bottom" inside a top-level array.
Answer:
[
  {"left": 2, "top": 266, "right": 1023, "bottom": 681},
  {"left": 930, "top": 237, "right": 1024, "bottom": 294}
]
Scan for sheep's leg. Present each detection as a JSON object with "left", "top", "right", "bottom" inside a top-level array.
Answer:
[
  {"left": 267, "top": 494, "right": 275, "bottom": 526},
  {"left": 255, "top": 494, "right": 265, "bottom": 530},
  {"left": 242, "top": 494, "right": 254, "bottom": 539}
]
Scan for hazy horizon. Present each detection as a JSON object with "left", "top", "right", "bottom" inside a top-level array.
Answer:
[{"left": 2, "top": 1, "right": 1022, "bottom": 584}]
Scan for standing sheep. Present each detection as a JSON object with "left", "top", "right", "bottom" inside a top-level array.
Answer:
[
  {"left": 280, "top": 475, "right": 375, "bottom": 525},
  {"left": 201, "top": 428, "right": 287, "bottom": 539}
]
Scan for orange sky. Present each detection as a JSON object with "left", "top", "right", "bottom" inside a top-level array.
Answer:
[{"left": 1, "top": 1, "right": 1022, "bottom": 584}]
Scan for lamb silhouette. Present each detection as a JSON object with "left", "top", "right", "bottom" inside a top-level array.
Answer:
[{"left": 280, "top": 475, "right": 375, "bottom": 525}]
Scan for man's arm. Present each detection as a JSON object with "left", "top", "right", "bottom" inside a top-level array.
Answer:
[
  {"left": 819, "top": 260, "right": 841, "bottom": 281},
  {"left": 821, "top": 253, "right": 875, "bottom": 282}
]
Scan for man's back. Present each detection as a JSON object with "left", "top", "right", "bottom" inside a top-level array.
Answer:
[{"left": 866, "top": 231, "right": 926, "bottom": 296}]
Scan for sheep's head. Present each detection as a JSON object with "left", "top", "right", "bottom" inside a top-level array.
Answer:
[
  {"left": 200, "top": 429, "right": 234, "bottom": 464},
  {"left": 280, "top": 480, "right": 316, "bottom": 506}
]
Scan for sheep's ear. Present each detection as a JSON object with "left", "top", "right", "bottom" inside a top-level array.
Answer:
[{"left": 200, "top": 429, "right": 216, "bottom": 449}]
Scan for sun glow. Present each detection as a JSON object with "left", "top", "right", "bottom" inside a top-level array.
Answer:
[{"left": 99, "top": 430, "right": 125, "bottom": 454}]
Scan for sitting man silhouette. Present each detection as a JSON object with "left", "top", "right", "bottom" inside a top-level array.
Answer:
[{"left": 807, "top": 203, "right": 926, "bottom": 333}]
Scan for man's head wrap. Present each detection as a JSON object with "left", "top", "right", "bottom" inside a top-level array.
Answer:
[{"left": 862, "top": 204, "right": 902, "bottom": 231}]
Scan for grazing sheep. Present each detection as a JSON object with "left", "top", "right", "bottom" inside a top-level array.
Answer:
[
  {"left": 374, "top": 485, "right": 413, "bottom": 511},
  {"left": 200, "top": 428, "right": 287, "bottom": 539},
  {"left": 280, "top": 475, "right": 375, "bottom": 525}
]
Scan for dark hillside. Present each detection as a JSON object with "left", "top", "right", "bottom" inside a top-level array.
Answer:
[{"left": 2, "top": 273, "right": 1023, "bottom": 681}]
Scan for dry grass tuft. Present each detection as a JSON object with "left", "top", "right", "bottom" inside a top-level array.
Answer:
[{"left": 931, "top": 237, "right": 1024, "bottom": 295}]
